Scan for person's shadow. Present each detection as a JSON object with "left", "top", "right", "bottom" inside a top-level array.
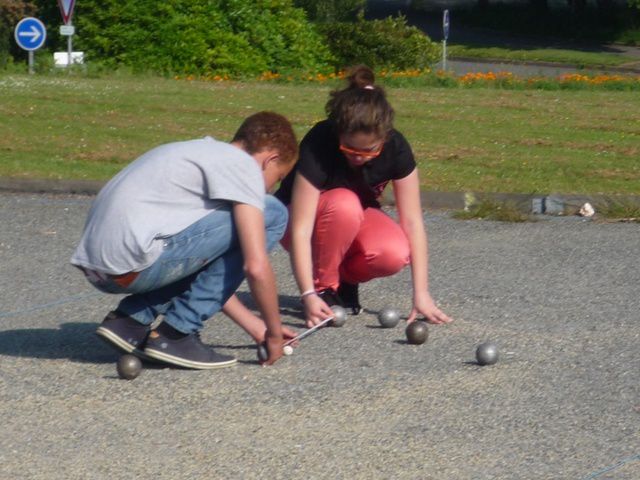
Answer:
[
  {"left": 0, "top": 294, "right": 307, "bottom": 364},
  {"left": 0, "top": 322, "right": 116, "bottom": 364}
]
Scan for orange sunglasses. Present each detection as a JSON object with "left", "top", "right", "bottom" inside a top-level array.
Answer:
[{"left": 339, "top": 143, "right": 384, "bottom": 159}]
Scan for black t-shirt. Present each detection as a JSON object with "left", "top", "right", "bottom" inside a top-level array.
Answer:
[{"left": 275, "top": 120, "right": 416, "bottom": 209}]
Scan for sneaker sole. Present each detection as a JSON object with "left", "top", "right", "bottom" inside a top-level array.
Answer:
[
  {"left": 143, "top": 347, "right": 237, "bottom": 370},
  {"left": 96, "top": 327, "right": 154, "bottom": 362}
]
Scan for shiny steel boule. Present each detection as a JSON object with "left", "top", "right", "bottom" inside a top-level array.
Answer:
[
  {"left": 378, "top": 307, "right": 400, "bottom": 328},
  {"left": 257, "top": 343, "right": 269, "bottom": 362},
  {"left": 117, "top": 354, "right": 142, "bottom": 380},
  {"left": 405, "top": 321, "right": 429, "bottom": 345},
  {"left": 330, "top": 305, "right": 347, "bottom": 327},
  {"left": 476, "top": 342, "right": 499, "bottom": 366}
]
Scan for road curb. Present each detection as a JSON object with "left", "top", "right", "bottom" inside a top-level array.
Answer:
[
  {"left": 0, "top": 178, "right": 105, "bottom": 195},
  {"left": 3, "top": 177, "right": 638, "bottom": 215},
  {"left": 398, "top": 190, "right": 640, "bottom": 215}
]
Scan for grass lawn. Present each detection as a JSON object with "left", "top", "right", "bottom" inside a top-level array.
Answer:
[
  {"left": 0, "top": 73, "right": 638, "bottom": 195},
  {"left": 447, "top": 45, "right": 637, "bottom": 68}
]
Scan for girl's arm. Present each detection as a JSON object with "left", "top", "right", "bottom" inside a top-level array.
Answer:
[
  {"left": 393, "top": 169, "right": 452, "bottom": 324},
  {"left": 289, "top": 173, "right": 335, "bottom": 327}
]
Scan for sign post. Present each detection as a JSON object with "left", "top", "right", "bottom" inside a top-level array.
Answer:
[
  {"left": 57, "top": 0, "right": 76, "bottom": 68},
  {"left": 442, "top": 9, "right": 450, "bottom": 71},
  {"left": 14, "top": 17, "right": 47, "bottom": 74}
]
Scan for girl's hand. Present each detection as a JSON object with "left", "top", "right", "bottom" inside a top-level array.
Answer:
[
  {"left": 302, "top": 294, "right": 335, "bottom": 328},
  {"left": 407, "top": 292, "right": 452, "bottom": 325}
]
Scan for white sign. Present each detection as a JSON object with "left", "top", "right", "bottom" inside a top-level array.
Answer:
[
  {"left": 60, "top": 25, "right": 75, "bottom": 36},
  {"left": 54, "top": 51, "right": 84, "bottom": 66}
]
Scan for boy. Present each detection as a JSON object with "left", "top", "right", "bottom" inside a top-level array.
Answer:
[{"left": 71, "top": 111, "right": 297, "bottom": 368}]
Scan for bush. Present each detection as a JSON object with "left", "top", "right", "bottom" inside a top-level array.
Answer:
[
  {"left": 319, "top": 13, "right": 439, "bottom": 71},
  {"left": 69, "top": 0, "right": 332, "bottom": 76}
]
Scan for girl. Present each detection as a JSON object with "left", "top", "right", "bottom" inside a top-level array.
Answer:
[{"left": 276, "top": 65, "right": 452, "bottom": 328}]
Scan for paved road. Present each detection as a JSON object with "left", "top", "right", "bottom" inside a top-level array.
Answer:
[
  {"left": 435, "top": 58, "right": 597, "bottom": 77},
  {"left": 1, "top": 192, "right": 638, "bottom": 479}
]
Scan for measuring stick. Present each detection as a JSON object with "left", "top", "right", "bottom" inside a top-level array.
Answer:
[{"left": 284, "top": 316, "right": 333, "bottom": 346}]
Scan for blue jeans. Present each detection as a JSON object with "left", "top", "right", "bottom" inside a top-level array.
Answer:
[{"left": 89, "top": 196, "right": 288, "bottom": 334}]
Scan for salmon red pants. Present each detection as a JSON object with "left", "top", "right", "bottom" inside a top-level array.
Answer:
[{"left": 281, "top": 188, "right": 410, "bottom": 291}]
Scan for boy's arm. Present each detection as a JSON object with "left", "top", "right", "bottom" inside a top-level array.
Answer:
[
  {"left": 222, "top": 294, "right": 298, "bottom": 343},
  {"left": 232, "top": 202, "right": 283, "bottom": 365}
]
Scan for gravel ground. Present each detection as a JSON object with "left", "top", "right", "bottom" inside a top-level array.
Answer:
[{"left": 0, "top": 192, "right": 638, "bottom": 480}]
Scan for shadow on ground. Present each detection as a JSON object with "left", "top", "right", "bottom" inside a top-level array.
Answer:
[
  {"left": 0, "top": 294, "right": 308, "bottom": 364},
  {"left": 0, "top": 323, "right": 115, "bottom": 364}
]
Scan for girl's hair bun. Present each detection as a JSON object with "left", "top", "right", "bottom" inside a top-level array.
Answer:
[{"left": 347, "top": 65, "right": 375, "bottom": 90}]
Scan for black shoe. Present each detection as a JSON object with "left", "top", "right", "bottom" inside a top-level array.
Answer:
[
  {"left": 317, "top": 288, "right": 343, "bottom": 307},
  {"left": 143, "top": 329, "right": 237, "bottom": 370},
  {"left": 337, "top": 282, "right": 363, "bottom": 315},
  {"left": 96, "top": 311, "right": 152, "bottom": 358}
]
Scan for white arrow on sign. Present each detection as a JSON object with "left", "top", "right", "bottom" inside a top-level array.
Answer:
[{"left": 18, "top": 25, "right": 42, "bottom": 43}]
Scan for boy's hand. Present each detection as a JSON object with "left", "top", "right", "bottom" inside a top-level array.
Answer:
[
  {"left": 258, "top": 329, "right": 300, "bottom": 365},
  {"left": 261, "top": 335, "right": 284, "bottom": 366},
  {"left": 255, "top": 325, "right": 298, "bottom": 345}
]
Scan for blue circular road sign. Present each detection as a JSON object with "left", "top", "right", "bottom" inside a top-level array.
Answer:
[{"left": 15, "top": 17, "right": 47, "bottom": 51}]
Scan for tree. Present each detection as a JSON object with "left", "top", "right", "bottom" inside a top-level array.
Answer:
[
  {"left": 0, "top": 0, "right": 36, "bottom": 23},
  {"left": 529, "top": 0, "right": 549, "bottom": 13},
  {"left": 629, "top": 0, "right": 640, "bottom": 9},
  {"left": 566, "top": 0, "right": 587, "bottom": 15},
  {"left": 596, "top": 0, "right": 615, "bottom": 20},
  {"left": 0, "top": 0, "right": 37, "bottom": 66},
  {"left": 294, "top": 0, "right": 365, "bottom": 22}
]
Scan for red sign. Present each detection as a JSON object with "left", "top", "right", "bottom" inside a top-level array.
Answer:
[{"left": 57, "top": 0, "right": 76, "bottom": 25}]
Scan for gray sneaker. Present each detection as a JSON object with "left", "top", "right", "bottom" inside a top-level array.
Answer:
[
  {"left": 96, "top": 311, "right": 152, "bottom": 359},
  {"left": 143, "top": 330, "right": 237, "bottom": 370}
]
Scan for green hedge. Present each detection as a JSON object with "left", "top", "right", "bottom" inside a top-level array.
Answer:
[
  {"left": 319, "top": 13, "right": 439, "bottom": 71},
  {"left": 72, "top": 0, "right": 332, "bottom": 75},
  {"left": 6, "top": 1, "right": 440, "bottom": 76}
]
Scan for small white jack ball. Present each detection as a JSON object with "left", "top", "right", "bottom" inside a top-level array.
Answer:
[{"left": 283, "top": 345, "right": 293, "bottom": 356}]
